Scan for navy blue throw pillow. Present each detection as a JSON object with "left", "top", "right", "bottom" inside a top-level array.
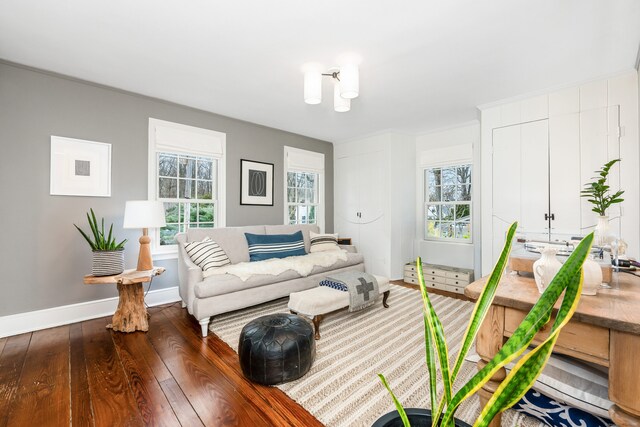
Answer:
[{"left": 245, "top": 231, "right": 306, "bottom": 262}]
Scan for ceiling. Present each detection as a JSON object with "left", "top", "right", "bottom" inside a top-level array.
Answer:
[{"left": 1, "top": 1, "right": 639, "bottom": 143}]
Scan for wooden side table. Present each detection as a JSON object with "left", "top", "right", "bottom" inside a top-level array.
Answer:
[
  {"left": 84, "top": 267, "right": 165, "bottom": 332},
  {"left": 466, "top": 273, "right": 640, "bottom": 427}
]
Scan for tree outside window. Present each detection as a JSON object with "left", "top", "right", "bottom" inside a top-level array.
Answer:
[
  {"left": 287, "top": 171, "right": 318, "bottom": 225},
  {"left": 425, "top": 164, "right": 472, "bottom": 242},
  {"left": 157, "top": 152, "right": 217, "bottom": 245}
]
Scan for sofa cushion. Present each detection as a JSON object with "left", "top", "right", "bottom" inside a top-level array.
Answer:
[
  {"left": 184, "top": 238, "right": 231, "bottom": 271},
  {"left": 265, "top": 224, "right": 319, "bottom": 253},
  {"left": 245, "top": 231, "right": 306, "bottom": 261},
  {"left": 309, "top": 231, "right": 340, "bottom": 253},
  {"left": 194, "top": 252, "right": 365, "bottom": 298},
  {"left": 186, "top": 226, "right": 265, "bottom": 264}
]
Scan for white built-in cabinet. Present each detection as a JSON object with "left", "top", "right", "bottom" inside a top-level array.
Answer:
[
  {"left": 334, "top": 133, "right": 415, "bottom": 279},
  {"left": 481, "top": 72, "right": 638, "bottom": 275},
  {"left": 490, "top": 107, "right": 621, "bottom": 264}
]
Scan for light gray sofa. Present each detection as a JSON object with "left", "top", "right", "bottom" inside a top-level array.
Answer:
[{"left": 176, "top": 224, "right": 364, "bottom": 337}]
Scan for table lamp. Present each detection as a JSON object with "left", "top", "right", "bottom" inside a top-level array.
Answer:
[{"left": 123, "top": 200, "right": 167, "bottom": 271}]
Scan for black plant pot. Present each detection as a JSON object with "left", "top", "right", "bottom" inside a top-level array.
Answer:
[{"left": 372, "top": 408, "right": 472, "bottom": 427}]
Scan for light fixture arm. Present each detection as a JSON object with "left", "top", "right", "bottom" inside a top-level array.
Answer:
[{"left": 321, "top": 71, "right": 340, "bottom": 81}]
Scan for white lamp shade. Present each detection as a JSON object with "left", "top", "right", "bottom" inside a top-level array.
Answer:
[
  {"left": 304, "top": 70, "right": 322, "bottom": 105},
  {"left": 339, "top": 64, "right": 359, "bottom": 99},
  {"left": 334, "top": 82, "right": 351, "bottom": 112},
  {"left": 123, "top": 200, "right": 167, "bottom": 229}
]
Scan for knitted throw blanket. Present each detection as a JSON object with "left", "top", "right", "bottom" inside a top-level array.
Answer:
[{"left": 321, "top": 271, "right": 379, "bottom": 312}]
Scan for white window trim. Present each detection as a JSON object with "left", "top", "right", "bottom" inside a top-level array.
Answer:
[
  {"left": 283, "top": 146, "right": 325, "bottom": 232},
  {"left": 423, "top": 162, "right": 473, "bottom": 244},
  {"left": 148, "top": 118, "right": 226, "bottom": 259}
]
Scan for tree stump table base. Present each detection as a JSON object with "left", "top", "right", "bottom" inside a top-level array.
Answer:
[
  {"left": 107, "top": 283, "right": 149, "bottom": 332},
  {"left": 84, "top": 267, "right": 165, "bottom": 334}
]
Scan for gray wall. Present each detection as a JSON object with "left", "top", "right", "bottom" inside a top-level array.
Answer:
[{"left": 0, "top": 61, "right": 334, "bottom": 317}]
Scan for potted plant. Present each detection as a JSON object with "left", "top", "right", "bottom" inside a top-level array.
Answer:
[
  {"left": 581, "top": 158, "right": 624, "bottom": 246},
  {"left": 374, "top": 222, "right": 593, "bottom": 427},
  {"left": 74, "top": 209, "right": 127, "bottom": 276}
]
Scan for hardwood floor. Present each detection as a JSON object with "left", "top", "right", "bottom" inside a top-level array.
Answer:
[
  {"left": 0, "top": 303, "right": 323, "bottom": 427},
  {"left": 0, "top": 283, "right": 461, "bottom": 427}
]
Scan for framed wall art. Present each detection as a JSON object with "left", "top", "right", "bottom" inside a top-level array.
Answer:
[
  {"left": 50, "top": 136, "right": 112, "bottom": 197},
  {"left": 240, "top": 159, "right": 274, "bottom": 206}
]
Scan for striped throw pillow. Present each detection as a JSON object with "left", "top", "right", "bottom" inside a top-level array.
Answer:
[
  {"left": 184, "top": 237, "right": 231, "bottom": 271},
  {"left": 245, "top": 231, "right": 306, "bottom": 262},
  {"left": 309, "top": 231, "right": 340, "bottom": 253}
]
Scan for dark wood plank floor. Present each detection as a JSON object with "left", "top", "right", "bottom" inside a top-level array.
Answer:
[
  {"left": 0, "top": 303, "right": 323, "bottom": 427},
  {"left": 0, "top": 283, "right": 461, "bottom": 427}
]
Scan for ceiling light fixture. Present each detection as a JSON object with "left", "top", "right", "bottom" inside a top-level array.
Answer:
[{"left": 303, "top": 65, "right": 359, "bottom": 112}]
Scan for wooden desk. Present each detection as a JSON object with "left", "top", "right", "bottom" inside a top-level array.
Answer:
[
  {"left": 84, "top": 267, "right": 165, "bottom": 333},
  {"left": 465, "top": 273, "right": 640, "bottom": 426}
]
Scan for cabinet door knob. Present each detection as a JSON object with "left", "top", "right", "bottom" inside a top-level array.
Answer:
[{"left": 544, "top": 213, "right": 555, "bottom": 221}]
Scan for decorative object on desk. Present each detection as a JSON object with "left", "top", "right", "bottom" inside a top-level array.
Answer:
[
  {"left": 74, "top": 208, "right": 127, "bottom": 276},
  {"left": 123, "top": 200, "right": 167, "bottom": 271},
  {"left": 582, "top": 257, "right": 603, "bottom": 296},
  {"left": 580, "top": 158, "right": 624, "bottom": 246},
  {"left": 533, "top": 246, "right": 562, "bottom": 294},
  {"left": 377, "top": 222, "right": 594, "bottom": 427},
  {"left": 50, "top": 136, "right": 111, "bottom": 197},
  {"left": 240, "top": 159, "right": 274, "bottom": 206}
]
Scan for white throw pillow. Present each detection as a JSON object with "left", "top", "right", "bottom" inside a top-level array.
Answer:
[
  {"left": 184, "top": 237, "right": 231, "bottom": 271},
  {"left": 309, "top": 231, "right": 340, "bottom": 253}
]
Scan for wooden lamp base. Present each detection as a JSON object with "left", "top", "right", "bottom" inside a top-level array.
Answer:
[{"left": 136, "top": 228, "right": 153, "bottom": 271}]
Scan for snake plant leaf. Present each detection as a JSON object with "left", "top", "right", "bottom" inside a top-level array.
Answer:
[
  {"left": 474, "top": 263, "right": 585, "bottom": 426},
  {"left": 417, "top": 259, "right": 453, "bottom": 416},
  {"left": 423, "top": 314, "right": 438, "bottom": 421},
  {"left": 88, "top": 211, "right": 100, "bottom": 244},
  {"left": 107, "top": 224, "right": 114, "bottom": 249},
  {"left": 450, "top": 222, "right": 517, "bottom": 384},
  {"left": 442, "top": 232, "right": 593, "bottom": 426},
  {"left": 74, "top": 224, "right": 96, "bottom": 251},
  {"left": 378, "top": 374, "right": 410, "bottom": 427}
]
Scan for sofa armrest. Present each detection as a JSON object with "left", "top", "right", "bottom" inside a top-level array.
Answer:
[
  {"left": 339, "top": 244, "right": 358, "bottom": 253},
  {"left": 176, "top": 233, "right": 203, "bottom": 312}
]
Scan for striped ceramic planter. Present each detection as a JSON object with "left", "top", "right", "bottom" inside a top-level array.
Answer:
[{"left": 92, "top": 249, "right": 125, "bottom": 276}]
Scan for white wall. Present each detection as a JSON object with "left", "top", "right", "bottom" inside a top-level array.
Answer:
[
  {"left": 480, "top": 70, "right": 640, "bottom": 275},
  {"left": 414, "top": 122, "right": 480, "bottom": 277}
]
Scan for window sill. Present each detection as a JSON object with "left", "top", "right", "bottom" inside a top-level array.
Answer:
[{"left": 152, "top": 251, "right": 178, "bottom": 261}]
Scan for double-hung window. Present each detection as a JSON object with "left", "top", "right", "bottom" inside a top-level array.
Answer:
[
  {"left": 425, "top": 164, "right": 472, "bottom": 242},
  {"left": 284, "top": 146, "right": 325, "bottom": 230},
  {"left": 148, "top": 119, "right": 226, "bottom": 256}
]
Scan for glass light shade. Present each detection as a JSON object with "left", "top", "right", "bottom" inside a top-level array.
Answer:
[
  {"left": 123, "top": 200, "right": 167, "bottom": 229},
  {"left": 339, "top": 64, "right": 359, "bottom": 99},
  {"left": 334, "top": 82, "right": 351, "bottom": 112},
  {"left": 304, "top": 71, "right": 322, "bottom": 104}
]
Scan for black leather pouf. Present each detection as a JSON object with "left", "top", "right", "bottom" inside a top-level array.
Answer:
[{"left": 238, "top": 313, "right": 315, "bottom": 385}]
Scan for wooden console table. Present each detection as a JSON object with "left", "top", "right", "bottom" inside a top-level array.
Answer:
[
  {"left": 84, "top": 267, "right": 165, "bottom": 333},
  {"left": 465, "top": 272, "right": 640, "bottom": 426}
]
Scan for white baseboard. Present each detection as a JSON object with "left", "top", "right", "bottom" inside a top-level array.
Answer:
[{"left": 0, "top": 286, "right": 181, "bottom": 338}]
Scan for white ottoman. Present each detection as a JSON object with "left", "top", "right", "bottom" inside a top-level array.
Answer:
[{"left": 288, "top": 275, "right": 390, "bottom": 339}]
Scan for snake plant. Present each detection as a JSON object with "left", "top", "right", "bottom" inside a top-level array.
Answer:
[
  {"left": 379, "top": 222, "right": 593, "bottom": 427},
  {"left": 74, "top": 208, "right": 127, "bottom": 251}
]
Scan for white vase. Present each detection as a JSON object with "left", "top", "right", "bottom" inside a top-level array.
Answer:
[
  {"left": 533, "top": 246, "right": 562, "bottom": 294},
  {"left": 582, "top": 258, "right": 603, "bottom": 296},
  {"left": 594, "top": 215, "right": 614, "bottom": 247}
]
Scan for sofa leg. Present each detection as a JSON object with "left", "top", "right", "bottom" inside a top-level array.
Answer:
[
  {"left": 199, "top": 317, "right": 210, "bottom": 337},
  {"left": 181, "top": 300, "right": 187, "bottom": 309},
  {"left": 382, "top": 290, "right": 390, "bottom": 308}
]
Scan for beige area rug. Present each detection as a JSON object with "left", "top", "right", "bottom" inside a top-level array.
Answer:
[{"left": 210, "top": 285, "right": 545, "bottom": 427}]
